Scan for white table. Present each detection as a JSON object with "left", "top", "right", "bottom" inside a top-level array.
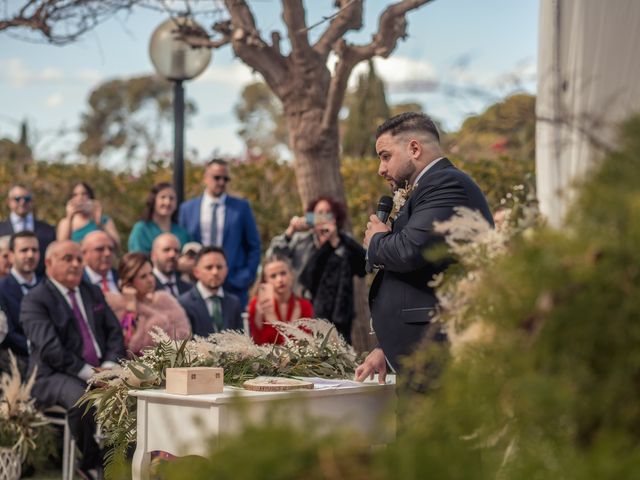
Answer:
[{"left": 130, "top": 376, "right": 395, "bottom": 479}]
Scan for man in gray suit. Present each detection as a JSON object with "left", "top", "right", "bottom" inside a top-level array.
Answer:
[{"left": 356, "top": 112, "right": 493, "bottom": 383}]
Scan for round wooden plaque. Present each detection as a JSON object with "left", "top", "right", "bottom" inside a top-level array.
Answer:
[{"left": 243, "top": 377, "right": 314, "bottom": 391}]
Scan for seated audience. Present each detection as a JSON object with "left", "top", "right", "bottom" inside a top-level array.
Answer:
[
  {"left": 268, "top": 196, "right": 366, "bottom": 343},
  {"left": 56, "top": 181, "right": 120, "bottom": 246},
  {"left": 105, "top": 252, "right": 191, "bottom": 355},
  {"left": 81, "top": 231, "right": 119, "bottom": 293},
  {"left": 0, "top": 184, "right": 56, "bottom": 276},
  {"left": 151, "top": 233, "right": 191, "bottom": 297},
  {"left": 248, "top": 255, "right": 314, "bottom": 345},
  {"left": 0, "top": 231, "right": 40, "bottom": 376},
  {"left": 0, "top": 236, "right": 9, "bottom": 278},
  {"left": 178, "top": 241, "right": 202, "bottom": 284},
  {"left": 128, "top": 182, "right": 190, "bottom": 254},
  {"left": 21, "top": 240, "right": 125, "bottom": 480},
  {"left": 179, "top": 246, "right": 243, "bottom": 337}
]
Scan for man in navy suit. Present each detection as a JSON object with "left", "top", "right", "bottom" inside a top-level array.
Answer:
[
  {"left": 179, "top": 246, "right": 243, "bottom": 337},
  {"left": 151, "top": 233, "right": 191, "bottom": 297},
  {"left": 81, "top": 231, "right": 119, "bottom": 293},
  {"left": 355, "top": 112, "right": 493, "bottom": 383},
  {"left": 0, "top": 231, "right": 40, "bottom": 376},
  {"left": 21, "top": 240, "right": 125, "bottom": 479},
  {"left": 0, "top": 185, "right": 55, "bottom": 276},
  {"left": 179, "top": 158, "right": 261, "bottom": 306}
]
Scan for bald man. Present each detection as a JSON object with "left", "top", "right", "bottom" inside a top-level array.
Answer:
[
  {"left": 81, "top": 230, "right": 119, "bottom": 293},
  {"left": 21, "top": 240, "right": 124, "bottom": 479},
  {"left": 151, "top": 233, "right": 192, "bottom": 297}
]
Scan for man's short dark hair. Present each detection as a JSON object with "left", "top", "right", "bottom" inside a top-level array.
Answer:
[
  {"left": 375, "top": 112, "right": 440, "bottom": 143},
  {"left": 9, "top": 230, "right": 38, "bottom": 252},
  {"left": 195, "top": 246, "right": 227, "bottom": 264},
  {"left": 205, "top": 158, "right": 228, "bottom": 169}
]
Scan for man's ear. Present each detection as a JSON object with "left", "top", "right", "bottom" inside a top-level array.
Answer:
[{"left": 408, "top": 139, "right": 422, "bottom": 159}]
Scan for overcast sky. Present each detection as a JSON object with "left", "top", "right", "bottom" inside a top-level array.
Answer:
[{"left": 0, "top": 0, "right": 539, "bottom": 170}]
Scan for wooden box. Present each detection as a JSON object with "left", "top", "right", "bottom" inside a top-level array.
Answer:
[{"left": 165, "top": 367, "right": 224, "bottom": 395}]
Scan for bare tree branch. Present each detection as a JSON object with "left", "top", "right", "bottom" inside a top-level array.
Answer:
[
  {"left": 281, "top": 0, "right": 312, "bottom": 57},
  {"left": 313, "top": 0, "right": 363, "bottom": 61},
  {"left": 322, "top": 0, "right": 432, "bottom": 129},
  {"left": 0, "top": 0, "right": 140, "bottom": 45},
  {"left": 221, "top": 0, "right": 289, "bottom": 93}
]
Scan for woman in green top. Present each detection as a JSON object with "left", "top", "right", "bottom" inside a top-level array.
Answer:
[
  {"left": 128, "top": 182, "right": 190, "bottom": 253},
  {"left": 57, "top": 181, "right": 121, "bottom": 246}
]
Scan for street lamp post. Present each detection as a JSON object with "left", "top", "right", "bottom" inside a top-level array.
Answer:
[{"left": 149, "top": 17, "right": 211, "bottom": 205}]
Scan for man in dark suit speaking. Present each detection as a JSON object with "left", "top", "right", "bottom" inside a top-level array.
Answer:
[
  {"left": 21, "top": 240, "right": 125, "bottom": 479},
  {"left": 355, "top": 112, "right": 493, "bottom": 383}
]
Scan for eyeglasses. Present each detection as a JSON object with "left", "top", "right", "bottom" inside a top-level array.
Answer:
[
  {"left": 211, "top": 175, "right": 231, "bottom": 183},
  {"left": 12, "top": 195, "right": 32, "bottom": 203}
]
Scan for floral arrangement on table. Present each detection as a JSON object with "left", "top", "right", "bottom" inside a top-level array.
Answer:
[
  {"left": 80, "top": 318, "right": 359, "bottom": 473},
  {"left": 0, "top": 354, "right": 54, "bottom": 471}
]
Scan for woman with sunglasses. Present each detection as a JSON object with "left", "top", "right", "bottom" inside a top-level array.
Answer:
[
  {"left": 128, "top": 182, "right": 191, "bottom": 254},
  {"left": 56, "top": 181, "right": 120, "bottom": 246}
]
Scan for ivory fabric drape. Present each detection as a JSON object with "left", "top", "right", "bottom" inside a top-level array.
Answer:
[{"left": 536, "top": 0, "right": 640, "bottom": 226}]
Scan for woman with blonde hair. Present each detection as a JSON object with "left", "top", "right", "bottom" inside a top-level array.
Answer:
[{"left": 248, "top": 254, "right": 313, "bottom": 345}]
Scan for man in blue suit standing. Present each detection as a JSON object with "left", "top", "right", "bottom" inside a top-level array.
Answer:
[
  {"left": 179, "top": 246, "right": 243, "bottom": 337},
  {"left": 179, "top": 158, "right": 261, "bottom": 306},
  {"left": 0, "top": 231, "right": 40, "bottom": 376}
]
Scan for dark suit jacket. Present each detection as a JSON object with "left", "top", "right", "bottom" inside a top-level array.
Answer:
[
  {"left": 178, "top": 194, "right": 261, "bottom": 305},
  {"left": 368, "top": 159, "right": 493, "bottom": 371},
  {"left": 0, "top": 218, "right": 56, "bottom": 276},
  {"left": 178, "top": 286, "right": 243, "bottom": 337},
  {"left": 21, "top": 278, "right": 125, "bottom": 404},
  {"left": 153, "top": 273, "right": 191, "bottom": 296},
  {"left": 0, "top": 273, "right": 40, "bottom": 357}
]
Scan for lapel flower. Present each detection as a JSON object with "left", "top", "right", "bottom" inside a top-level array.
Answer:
[{"left": 391, "top": 181, "right": 416, "bottom": 219}]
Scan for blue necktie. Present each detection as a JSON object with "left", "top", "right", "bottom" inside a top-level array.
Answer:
[{"left": 210, "top": 203, "right": 220, "bottom": 246}]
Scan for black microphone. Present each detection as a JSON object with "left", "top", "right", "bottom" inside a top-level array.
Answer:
[
  {"left": 366, "top": 195, "right": 394, "bottom": 273},
  {"left": 376, "top": 195, "right": 394, "bottom": 223}
]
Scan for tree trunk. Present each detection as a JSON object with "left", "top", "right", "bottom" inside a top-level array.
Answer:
[{"left": 287, "top": 108, "right": 346, "bottom": 209}]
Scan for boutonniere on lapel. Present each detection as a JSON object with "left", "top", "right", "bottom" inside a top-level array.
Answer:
[
  {"left": 391, "top": 181, "right": 416, "bottom": 220},
  {"left": 92, "top": 303, "right": 105, "bottom": 313}
]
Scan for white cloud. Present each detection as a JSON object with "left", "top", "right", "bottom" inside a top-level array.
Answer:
[
  {"left": 45, "top": 93, "right": 64, "bottom": 108},
  {"left": 40, "top": 67, "right": 64, "bottom": 81},
  {"left": 3, "top": 58, "right": 30, "bottom": 88},
  {"left": 195, "top": 62, "right": 258, "bottom": 86},
  {"left": 75, "top": 69, "right": 103, "bottom": 83}
]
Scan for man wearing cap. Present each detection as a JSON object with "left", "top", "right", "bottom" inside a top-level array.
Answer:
[
  {"left": 179, "top": 158, "right": 260, "bottom": 306},
  {"left": 0, "top": 184, "right": 56, "bottom": 276},
  {"left": 178, "top": 241, "right": 201, "bottom": 284}
]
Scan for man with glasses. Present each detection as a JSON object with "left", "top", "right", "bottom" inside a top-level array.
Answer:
[
  {"left": 0, "top": 184, "right": 56, "bottom": 276},
  {"left": 81, "top": 231, "right": 119, "bottom": 293},
  {"left": 179, "top": 158, "right": 260, "bottom": 306}
]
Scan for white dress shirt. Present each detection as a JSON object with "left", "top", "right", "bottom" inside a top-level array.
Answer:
[
  {"left": 199, "top": 192, "right": 226, "bottom": 246},
  {"left": 196, "top": 281, "right": 224, "bottom": 317},
  {"left": 10, "top": 212, "right": 34, "bottom": 232},
  {"left": 413, "top": 156, "right": 446, "bottom": 187},
  {"left": 84, "top": 267, "right": 119, "bottom": 293},
  {"left": 10, "top": 268, "right": 37, "bottom": 295}
]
